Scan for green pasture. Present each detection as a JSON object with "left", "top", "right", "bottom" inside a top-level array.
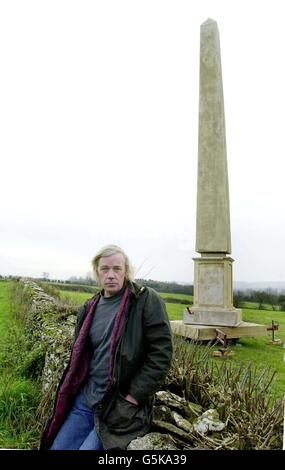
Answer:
[
  {"left": 241, "top": 301, "right": 281, "bottom": 311},
  {"left": 59, "top": 289, "right": 194, "bottom": 305},
  {"left": 159, "top": 292, "right": 193, "bottom": 302},
  {"left": 0, "top": 281, "right": 41, "bottom": 449},
  {"left": 60, "top": 290, "right": 94, "bottom": 305},
  {"left": 0, "top": 281, "right": 10, "bottom": 346}
]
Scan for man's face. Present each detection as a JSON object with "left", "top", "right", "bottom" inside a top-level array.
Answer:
[{"left": 97, "top": 253, "right": 126, "bottom": 297}]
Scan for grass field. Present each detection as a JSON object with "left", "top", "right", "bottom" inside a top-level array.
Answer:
[
  {"left": 0, "top": 281, "right": 41, "bottom": 448},
  {"left": 0, "top": 282, "right": 11, "bottom": 359},
  {"left": 59, "top": 289, "right": 194, "bottom": 305},
  {"left": 159, "top": 292, "right": 193, "bottom": 302},
  {"left": 59, "top": 288, "right": 285, "bottom": 399},
  {"left": 60, "top": 290, "right": 95, "bottom": 304},
  {"left": 241, "top": 301, "right": 281, "bottom": 311}
]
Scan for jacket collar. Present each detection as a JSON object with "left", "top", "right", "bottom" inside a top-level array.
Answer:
[{"left": 127, "top": 280, "right": 146, "bottom": 298}]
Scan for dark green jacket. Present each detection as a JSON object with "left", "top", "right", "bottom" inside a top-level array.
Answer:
[{"left": 79, "top": 281, "right": 173, "bottom": 449}]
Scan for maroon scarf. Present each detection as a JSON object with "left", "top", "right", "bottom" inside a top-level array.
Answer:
[{"left": 43, "top": 294, "right": 101, "bottom": 447}]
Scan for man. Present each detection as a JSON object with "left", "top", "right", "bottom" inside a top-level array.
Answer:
[{"left": 40, "top": 244, "right": 173, "bottom": 450}]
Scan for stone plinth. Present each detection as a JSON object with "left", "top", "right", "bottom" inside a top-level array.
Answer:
[
  {"left": 171, "top": 321, "right": 267, "bottom": 341},
  {"left": 189, "top": 254, "right": 242, "bottom": 326}
]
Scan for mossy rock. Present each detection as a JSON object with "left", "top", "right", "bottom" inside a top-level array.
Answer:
[
  {"left": 127, "top": 432, "right": 179, "bottom": 450},
  {"left": 20, "top": 344, "right": 47, "bottom": 379}
]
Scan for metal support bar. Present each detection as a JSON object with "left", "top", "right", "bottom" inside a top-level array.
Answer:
[
  {"left": 214, "top": 328, "right": 229, "bottom": 357},
  {"left": 267, "top": 320, "right": 279, "bottom": 342}
]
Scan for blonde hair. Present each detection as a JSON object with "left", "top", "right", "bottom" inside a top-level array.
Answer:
[{"left": 92, "top": 244, "right": 134, "bottom": 283}]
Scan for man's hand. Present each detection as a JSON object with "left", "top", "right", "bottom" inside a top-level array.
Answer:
[{"left": 124, "top": 394, "right": 138, "bottom": 405}]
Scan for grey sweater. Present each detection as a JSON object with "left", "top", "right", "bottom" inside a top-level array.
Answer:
[{"left": 82, "top": 287, "right": 125, "bottom": 408}]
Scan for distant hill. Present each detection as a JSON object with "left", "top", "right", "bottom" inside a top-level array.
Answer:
[{"left": 234, "top": 281, "right": 285, "bottom": 292}]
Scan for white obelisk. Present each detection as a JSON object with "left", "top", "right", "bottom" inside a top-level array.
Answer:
[{"left": 185, "top": 19, "right": 242, "bottom": 327}]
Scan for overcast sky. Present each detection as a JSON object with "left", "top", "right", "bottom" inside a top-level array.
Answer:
[{"left": 0, "top": 0, "right": 284, "bottom": 283}]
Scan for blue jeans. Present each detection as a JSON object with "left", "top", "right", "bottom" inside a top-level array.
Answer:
[{"left": 50, "top": 391, "right": 103, "bottom": 450}]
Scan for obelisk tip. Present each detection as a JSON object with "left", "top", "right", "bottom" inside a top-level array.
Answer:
[{"left": 201, "top": 18, "right": 218, "bottom": 28}]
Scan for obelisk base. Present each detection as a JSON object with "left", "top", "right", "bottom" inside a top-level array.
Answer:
[
  {"left": 189, "top": 254, "right": 242, "bottom": 327},
  {"left": 171, "top": 321, "right": 267, "bottom": 341}
]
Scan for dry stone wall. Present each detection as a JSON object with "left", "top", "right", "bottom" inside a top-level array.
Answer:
[{"left": 21, "top": 278, "right": 76, "bottom": 393}]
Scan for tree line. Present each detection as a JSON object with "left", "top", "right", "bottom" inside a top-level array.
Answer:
[
  {"left": 45, "top": 275, "right": 194, "bottom": 296},
  {"left": 135, "top": 279, "right": 193, "bottom": 295},
  {"left": 2, "top": 275, "right": 284, "bottom": 310},
  {"left": 234, "top": 289, "right": 285, "bottom": 311}
]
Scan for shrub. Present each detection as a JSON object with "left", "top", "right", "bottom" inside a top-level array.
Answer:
[{"left": 164, "top": 335, "right": 284, "bottom": 449}]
